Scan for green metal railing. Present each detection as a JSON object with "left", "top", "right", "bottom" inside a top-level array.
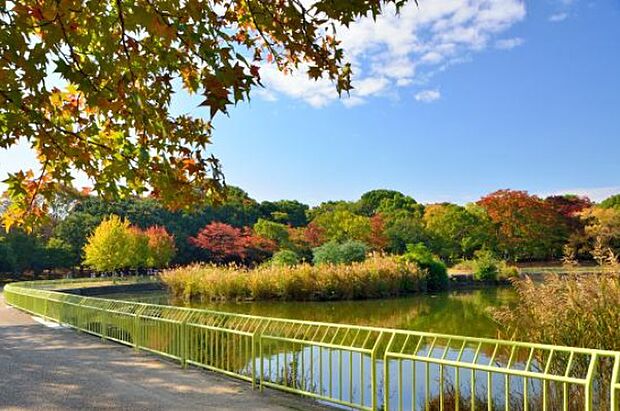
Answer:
[{"left": 4, "top": 278, "right": 620, "bottom": 411}]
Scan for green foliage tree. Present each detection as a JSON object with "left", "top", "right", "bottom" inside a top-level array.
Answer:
[
  {"left": 312, "top": 240, "right": 368, "bottom": 265},
  {"left": 259, "top": 200, "right": 309, "bottom": 227},
  {"left": 376, "top": 194, "right": 424, "bottom": 215},
  {"left": 2, "top": 229, "right": 41, "bottom": 274},
  {"left": 0, "top": 235, "right": 16, "bottom": 272},
  {"left": 52, "top": 211, "right": 102, "bottom": 266},
  {"left": 381, "top": 209, "right": 427, "bottom": 254},
  {"left": 399, "top": 243, "right": 449, "bottom": 291},
  {"left": 471, "top": 249, "right": 499, "bottom": 281},
  {"left": 311, "top": 207, "right": 371, "bottom": 243},
  {"left": 270, "top": 249, "right": 301, "bottom": 267},
  {"left": 356, "top": 189, "right": 418, "bottom": 216},
  {"left": 307, "top": 200, "right": 356, "bottom": 221},
  {"left": 600, "top": 194, "right": 620, "bottom": 210},
  {"left": 253, "top": 218, "right": 292, "bottom": 249},
  {"left": 1, "top": 0, "right": 412, "bottom": 229},
  {"left": 423, "top": 203, "right": 491, "bottom": 261}
]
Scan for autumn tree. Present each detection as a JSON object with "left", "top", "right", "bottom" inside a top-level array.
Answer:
[
  {"left": 189, "top": 221, "right": 274, "bottom": 264},
  {"left": 368, "top": 214, "right": 389, "bottom": 251},
  {"left": 545, "top": 195, "right": 593, "bottom": 219},
  {"left": 478, "top": 190, "right": 569, "bottom": 261},
  {"left": 0, "top": 0, "right": 413, "bottom": 229},
  {"left": 125, "top": 227, "right": 150, "bottom": 270},
  {"left": 301, "top": 222, "right": 326, "bottom": 249},
  {"left": 83, "top": 215, "right": 132, "bottom": 272},
  {"left": 144, "top": 226, "right": 176, "bottom": 268},
  {"left": 579, "top": 207, "right": 620, "bottom": 258}
]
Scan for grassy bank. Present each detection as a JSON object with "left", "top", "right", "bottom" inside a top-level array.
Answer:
[{"left": 161, "top": 255, "right": 425, "bottom": 302}]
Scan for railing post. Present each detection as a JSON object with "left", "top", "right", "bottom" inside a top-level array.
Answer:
[
  {"left": 134, "top": 307, "right": 143, "bottom": 351},
  {"left": 101, "top": 308, "right": 107, "bottom": 341},
  {"left": 371, "top": 331, "right": 385, "bottom": 411},
  {"left": 259, "top": 336, "right": 264, "bottom": 392},
  {"left": 611, "top": 354, "right": 620, "bottom": 411},
  {"left": 383, "top": 333, "right": 397, "bottom": 411},
  {"left": 251, "top": 333, "right": 257, "bottom": 390},
  {"left": 181, "top": 318, "right": 188, "bottom": 368},
  {"left": 585, "top": 353, "right": 598, "bottom": 411}
]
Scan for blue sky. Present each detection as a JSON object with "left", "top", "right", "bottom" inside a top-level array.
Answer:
[{"left": 1, "top": 0, "right": 619, "bottom": 205}]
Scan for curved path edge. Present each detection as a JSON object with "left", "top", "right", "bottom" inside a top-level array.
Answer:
[{"left": 0, "top": 291, "right": 326, "bottom": 411}]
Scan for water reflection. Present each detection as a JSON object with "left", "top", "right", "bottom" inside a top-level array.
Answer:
[
  {"left": 106, "top": 287, "right": 516, "bottom": 338},
  {"left": 102, "top": 288, "right": 602, "bottom": 410}
]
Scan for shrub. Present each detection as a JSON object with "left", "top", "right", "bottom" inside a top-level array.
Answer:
[
  {"left": 471, "top": 249, "right": 499, "bottom": 281},
  {"left": 271, "top": 249, "right": 300, "bottom": 267},
  {"left": 312, "top": 240, "right": 368, "bottom": 265},
  {"left": 338, "top": 240, "right": 368, "bottom": 263},
  {"left": 498, "top": 261, "right": 520, "bottom": 279},
  {"left": 399, "top": 243, "right": 449, "bottom": 291},
  {"left": 161, "top": 255, "right": 424, "bottom": 302}
]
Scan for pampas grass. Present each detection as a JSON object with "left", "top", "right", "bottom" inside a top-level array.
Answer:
[
  {"left": 493, "top": 273, "right": 620, "bottom": 351},
  {"left": 160, "top": 255, "right": 425, "bottom": 302}
]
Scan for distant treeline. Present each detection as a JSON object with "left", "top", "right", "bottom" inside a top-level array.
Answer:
[{"left": 1, "top": 187, "right": 619, "bottom": 275}]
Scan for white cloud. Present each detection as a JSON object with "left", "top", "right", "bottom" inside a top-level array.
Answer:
[
  {"left": 257, "top": 1, "right": 526, "bottom": 107},
  {"left": 495, "top": 37, "right": 524, "bottom": 50},
  {"left": 549, "top": 12, "right": 569, "bottom": 22},
  {"left": 414, "top": 89, "right": 441, "bottom": 103},
  {"left": 354, "top": 77, "right": 390, "bottom": 97}
]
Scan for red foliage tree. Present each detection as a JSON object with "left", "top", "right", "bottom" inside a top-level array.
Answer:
[
  {"left": 545, "top": 195, "right": 592, "bottom": 218},
  {"left": 302, "top": 222, "right": 326, "bottom": 248},
  {"left": 478, "top": 190, "right": 568, "bottom": 260},
  {"left": 189, "top": 222, "right": 274, "bottom": 264},
  {"left": 368, "top": 214, "right": 389, "bottom": 251}
]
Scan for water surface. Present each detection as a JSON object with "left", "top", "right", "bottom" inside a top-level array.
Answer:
[{"left": 104, "top": 287, "right": 516, "bottom": 338}]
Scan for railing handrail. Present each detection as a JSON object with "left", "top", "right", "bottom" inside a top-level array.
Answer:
[
  {"left": 5, "top": 278, "right": 619, "bottom": 357},
  {"left": 4, "top": 277, "right": 620, "bottom": 411}
]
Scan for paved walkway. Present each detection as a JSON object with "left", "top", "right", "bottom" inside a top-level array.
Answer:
[{"left": 0, "top": 292, "right": 324, "bottom": 410}]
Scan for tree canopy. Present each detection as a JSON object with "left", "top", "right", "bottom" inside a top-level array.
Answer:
[
  {"left": 2, "top": 186, "right": 619, "bottom": 275},
  {"left": 0, "top": 0, "right": 412, "bottom": 229}
]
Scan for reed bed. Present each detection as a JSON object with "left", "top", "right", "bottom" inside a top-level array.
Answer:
[
  {"left": 493, "top": 273, "right": 620, "bottom": 351},
  {"left": 161, "top": 255, "right": 425, "bottom": 302}
]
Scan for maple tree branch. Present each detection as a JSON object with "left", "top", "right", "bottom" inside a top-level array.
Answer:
[
  {"left": 56, "top": 12, "right": 102, "bottom": 93},
  {"left": 27, "top": 157, "right": 50, "bottom": 213},
  {"left": 143, "top": 0, "right": 220, "bottom": 69},
  {"left": 244, "top": 1, "right": 283, "bottom": 65},
  {"left": 115, "top": 0, "right": 136, "bottom": 82}
]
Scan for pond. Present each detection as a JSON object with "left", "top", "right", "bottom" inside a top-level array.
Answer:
[
  {"left": 102, "top": 286, "right": 517, "bottom": 338},
  {"left": 97, "top": 286, "right": 603, "bottom": 410}
]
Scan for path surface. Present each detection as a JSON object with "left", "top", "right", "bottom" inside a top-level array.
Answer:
[{"left": 0, "top": 292, "right": 325, "bottom": 411}]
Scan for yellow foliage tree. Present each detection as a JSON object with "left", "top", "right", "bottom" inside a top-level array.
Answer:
[{"left": 83, "top": 215, "right": 132, "bottom": 272}]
